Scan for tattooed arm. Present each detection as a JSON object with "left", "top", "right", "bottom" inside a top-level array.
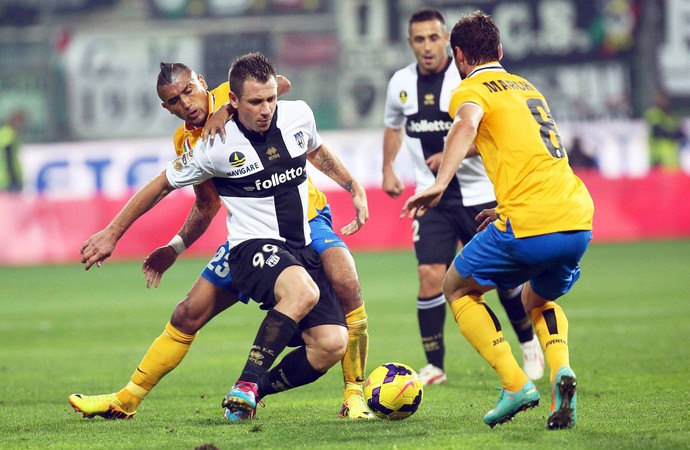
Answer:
[
  {"left": 307, "top": 143, "right": 369, "bottom": 235},
  {"left": 142, "top": 180, "right": 221, "bottom": 288}
]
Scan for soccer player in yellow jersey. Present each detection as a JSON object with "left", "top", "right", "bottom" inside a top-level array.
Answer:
[
  {"left": 402, "top": 11, "right": 594, "bottom": 430},
  {"left": 69, "top": 62, "right": 372, "bottom": 420}
]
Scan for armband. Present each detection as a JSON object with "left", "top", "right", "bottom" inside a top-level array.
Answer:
[{"left": 167, "top": 235, "right": 187, "bottom": 255}]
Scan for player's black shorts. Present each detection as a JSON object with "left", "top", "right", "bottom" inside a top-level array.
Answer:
[
  {"left": 227, "top": 238, "right": 346, "bottom": 334},
  {"left": 413, "top": 200, "right": 498, "bottom": 266}
]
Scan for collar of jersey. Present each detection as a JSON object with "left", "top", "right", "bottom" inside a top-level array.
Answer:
[
  {"left": 466, "top": 62, "right": 505, "bottom": 79},
  {"left": 233, "top": 104, "right": 279, "bottom": 143}
]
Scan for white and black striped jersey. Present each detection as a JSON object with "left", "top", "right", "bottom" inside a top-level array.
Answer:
[
  {"left": 384, "top": 59, "right": 495, "bottom": 208},
  {"left": 166, "top": 100, "right": 321, "bottom": 249}
]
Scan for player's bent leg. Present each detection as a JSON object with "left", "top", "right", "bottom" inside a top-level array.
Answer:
[
  {"left": 273, "top": 266, "right": 320, "bottom": 322},
  {"left": 523, "top": 284, "right": 577, "bottom": 429},
  {"left": 338, "top": 305, "right": 374, "bottom": 420},
  {"left": 319, "top": 247, "right": 373, "bottom": 419},
  {"left": 224, "top": 306, "right": 303, "bottom": 422},
  {"left": 320, "top": 246, "right": 362, "bottom": 314},
  {"left": 170, "top": 276, "right": 239, "bottom": 334},
  {"left": 444, "top": 267, "right": 535, "bottom": 425},
  {"left": 302, "top": 324, "right": 348, "bottom": 371},
  {"left": 69, "top": 278, "right": 239, "bottom": 419}
]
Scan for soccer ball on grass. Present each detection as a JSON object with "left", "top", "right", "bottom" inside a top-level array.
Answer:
[{"left": 363, "top": 362, "right": 423, "bottom": 420}]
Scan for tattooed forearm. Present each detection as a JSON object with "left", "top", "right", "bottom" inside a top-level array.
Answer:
[
  {"left": 343, "top": 180, "right": 353, "bottom": 193},
  {"left": 317, "top": 155, "right": 335, "bottom": 173},
  {"left": 179, "top": 207, "right": 215, "bottom": 244},
  {"left": 177, "top": 181, "right": 221, "bottom": 246}
]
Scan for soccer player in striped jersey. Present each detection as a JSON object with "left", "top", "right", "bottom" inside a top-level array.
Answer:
[
  {"left": 402, "top": 11, "right": 593, "bottom": 430},
  {"left": 383, "top": 7, "right": 543, "bottom": 386},
  {"left": 69, "top": 59, "right": 372, "bottom": 420}
]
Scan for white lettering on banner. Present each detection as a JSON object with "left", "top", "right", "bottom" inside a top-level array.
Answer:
[
  {"left": 447, "top": 1, "right": 588, "bottom": 61},
  {"left": 20, "top": 138, "right": 184, "bottom": 199},
  {"left": 63, "top": 31, "right": 201, "bottom": 139},
  {"left": 17, "top": 124, "right": 690, "bottom": 199},
  {"left": 659, "top": 0, "right": 690, "bottom": 95}
]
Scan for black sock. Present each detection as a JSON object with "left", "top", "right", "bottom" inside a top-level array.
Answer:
[
  {"left": 257, "top": 346, "right": 324, "bottom": 397},
  {"left": 239, "top": 309, "right": 299, "bottom": 384},
  {"left": 418, "top": 294, "right": 446, "bottom": 370},
  {"left": 497, "top": 286, "right": 533, "bottom": 343}
]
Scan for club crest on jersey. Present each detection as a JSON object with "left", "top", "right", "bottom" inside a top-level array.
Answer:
[
  {"left": 424, "top": 93, "right": 435, "bottom": 105},
  {"left": 229, "top": 151, "right": 246, "bottom": 167},
  {"left": 266, "top": 146, "right": 280, "bottom": 160},
  {"left": 294, "top": 131, "right": 306, "bottom": 149},
  {"left": 399, "top": 90, "right": 408, "bottom": 103}
]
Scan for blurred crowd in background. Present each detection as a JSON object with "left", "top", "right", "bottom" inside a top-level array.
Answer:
[{"left": 0, "top": 0, "right": 687, "bottom": 138}]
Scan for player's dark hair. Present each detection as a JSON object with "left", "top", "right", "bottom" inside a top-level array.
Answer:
[
  {"left": 450, "top": 10, "right": 500, "bottom": 66},
  {"left": 228, "top": 52, "right": 277, "bottom": 98},
  {"left": 157, "top": 62, "right": 192, "bottom": 88},
  {"left": 409, "top": 7, "right": 445, "bottom": 34}
]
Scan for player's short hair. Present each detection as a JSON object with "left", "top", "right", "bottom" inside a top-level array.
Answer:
[
  {"left": 450, "top": 10, "right": 500, "bottom": 65},
  {"left": 408, "top": 7, "right": 445, "bottom": 34},
  {"left": 157, "top": 62, "right": 192, "bottom": 88},
  {"left": 228, "top": 52, "right": 277, "bottom": 98}
]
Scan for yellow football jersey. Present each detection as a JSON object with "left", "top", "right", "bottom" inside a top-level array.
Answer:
[
  {"left": 172, "top": 82, "right": 327, "bottom": 220},
  {"left": 448, "top": 63, "right": 593, "bottom": 238}
]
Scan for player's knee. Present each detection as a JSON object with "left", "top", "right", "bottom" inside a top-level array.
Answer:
[
  {"left": 310, "top": 327, "right": 347, "bottom": 371},
  {"left": 441, "top": 273, "right": 464, "bottom": 303},
  {"left": 286, "top": 278, "right": 320, "bottom": 313},
  {"left": 170, "top": 297, "right": 204, "bottom": 334},
  {"left": 418, "top": 264, "right": 446, "bottom": 294}
]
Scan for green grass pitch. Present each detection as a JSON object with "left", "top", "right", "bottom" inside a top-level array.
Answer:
[{"left": 1, "top": 240, "right": 689, "bottom": 449}]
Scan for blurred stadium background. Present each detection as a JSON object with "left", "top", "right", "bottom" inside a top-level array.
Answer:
[{"left": 1, "top": 0, "right": 689, "bottom": 265}]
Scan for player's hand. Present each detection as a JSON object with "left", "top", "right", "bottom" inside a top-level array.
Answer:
[
  {"left": 400, "top": 184, "right": 444, "bottom": 219},
  {"left": 475, "top": 208, "right": 497, "bottom": 232},
  {"left": 202, "top": 104, "right": 232, "bottom": 145},
  {"left": 382, "top": 171, "right": 405, "bottom": 198},
  {"left": 277, "top": 75, "right": 292, "bottom": 96},
  {"left": 80, "top": 228, "right": 118, "bottom": 270},
  {"left": 341, "top": 188, "right": 369, "bottom": 236},
  {"left": 425, "top": 153, "right": 443, "bottom": 173},
  {"left": 142, "top": 245, "right": 178, "bottom": 288}
]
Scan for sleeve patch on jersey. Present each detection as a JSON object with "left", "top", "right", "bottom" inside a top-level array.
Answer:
[
  {"left": 180, "top": 149, "right": 195, "bottom": 166},
  {"left": 399, "top": 90, "right": 408, "bottom": 103},
  {"left": 294, "top": 131, "right": 306, "bottom": 149}
]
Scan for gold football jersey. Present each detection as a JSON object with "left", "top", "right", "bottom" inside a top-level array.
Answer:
[
  {"left": 448, "top": 63, "right": 593, "bottom": 237},
  {"left": 172, "top": 82, "right": 327, "bottom": 220}
]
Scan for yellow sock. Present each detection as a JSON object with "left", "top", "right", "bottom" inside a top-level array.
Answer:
[
  {"left": 342, "top": 304, "right": 368, "bottom": 397},
  {"left": 530, "top": 302, "right": 569, "bottom": 382},
  {"left": 449, "top": 295, "right": 527, "bottom": 392},
  {"left": 116, "top": 322, "right": 196, "bottom": 410}
]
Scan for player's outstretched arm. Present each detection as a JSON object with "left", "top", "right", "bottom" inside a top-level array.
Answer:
[
  {"left": 142, "top": 180, "right": 221, "bottom": 288},
  {"left": 307, "top": 143, "right": 369, "bottom": 235},
  {"left": 81, "top": 171, "right": 175, "bottom": 270},
  {"left": 401, "top": 103, "right": 482, "bottom": 219}
]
